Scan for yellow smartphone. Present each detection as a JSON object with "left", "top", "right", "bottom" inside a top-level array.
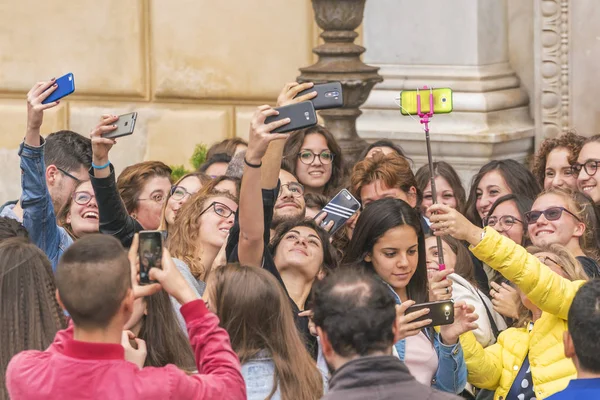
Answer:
[{"left": 399, "top": 88, "right": 453, "bottom": 115}]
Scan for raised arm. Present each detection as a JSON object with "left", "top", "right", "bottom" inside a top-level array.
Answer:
[
  {"left": 237, "top": 106, "right": 290, "bottom": 267},
  {"left": 89, "top": 116, "right": 143, "bottom": 248},
  {"left": 459, "top": 331, "right": 503, "bottom": 390},
  {"left": 430, "top": 204, "right": 585, "bottom": 320},
  {"left": 21, "top": 80, "right": 66, "bottom": 270}
]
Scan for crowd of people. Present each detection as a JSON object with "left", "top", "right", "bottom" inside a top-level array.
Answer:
[{"left": 1, "top": 78, "right": 600, "bottom": 399}]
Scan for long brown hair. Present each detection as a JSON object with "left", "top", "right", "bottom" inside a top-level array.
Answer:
[
  {"left": 117, "top": 161, "right": 172, "bottom": 214},
  {"left": 415, "top": 161, "right": 466, "bottom": 213},
  {"left": 167, "top": 190, "right": 238, "bottom": 280},
  {"left": 206, "top": 137, "right": 248, "bottom": 159},
  {"left": 209, "top": 264, "right": 323, "bottom": 400},
  {"left": 0, "top": 238, "right": 66, "bottom": 398},
  {"left": 426, "top": 234, "right": 478, "bottom": 289},
  {"left": 282, "top": 125, "right": 345, "bottom": 197},
  {"left": 138, "top": 291, "right": 196, "bottom": 371},
  {"left": 158, "top": 172, "right": 212, "bottom": 232}
]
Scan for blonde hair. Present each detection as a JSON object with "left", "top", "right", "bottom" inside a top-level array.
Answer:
[
  {"left": 158, "top": 172, "right": 211, "bottom": 232},
  {"left": 167, "top": 190, "right": 237, "bottom": 280}
]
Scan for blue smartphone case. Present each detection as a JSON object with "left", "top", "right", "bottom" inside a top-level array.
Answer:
[{"left": 42, "top": 73, "right": 75, "bottom": 104}]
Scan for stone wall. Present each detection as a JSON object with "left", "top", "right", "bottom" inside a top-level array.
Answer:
[{"left": 0, "top": 0, "right": 321, "bottom": 201}]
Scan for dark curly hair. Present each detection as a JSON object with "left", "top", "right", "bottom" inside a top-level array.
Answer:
[{"left": 532, "top": 131, "right": 584, "bottom": 187}]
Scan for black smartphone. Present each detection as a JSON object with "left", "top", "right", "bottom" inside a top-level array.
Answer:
[
  {"left": 138, "top": 230, "right": 163, "bottom": 285},
  {"left": 265, "top": 101, "right": 317, "bottom": 133},
  {"left": 314, "top": 189, "right": 360, "bottom": 235},
  {"left": 295, "top": 82, "right": 343, "bottom": 110},
  {"left": 102, "top": 112, "right": 137, "bottom": 139},
  {"left": 405, "top": 300, "right": 454, "bottom": 329}
]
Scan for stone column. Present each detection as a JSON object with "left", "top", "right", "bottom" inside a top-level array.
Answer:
[{"left": 357, "top": 0, "right": 534, "bottom": 184}]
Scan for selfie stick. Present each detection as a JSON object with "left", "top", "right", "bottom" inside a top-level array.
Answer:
[{"left": 416, "top": 87, "right": 445, "bottom": 270}]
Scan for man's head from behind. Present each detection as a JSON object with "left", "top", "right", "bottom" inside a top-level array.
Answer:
[
  {"left": 564, "top": 279, "right": 600, "bottom": 376},
  {"left": 55, "top": 234, "right": 133, "bottom": 330},
  {"left": 44, "top": 130, "right": 92, "bottom": 211},
  {"left": 312, "top": 268, "right": 399, "bottom": 372}
]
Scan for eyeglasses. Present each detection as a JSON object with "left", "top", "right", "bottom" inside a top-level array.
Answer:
[
  {"left": 278, "top": 182, "right": 305, "bottom": 199},
  {"left": 524, "top": 206, "right": 581, "bottom": 225},
  {"left": 170, "top": 186, "right": 194, "bottom": 201},
  {"left": 138, "top": 193, "right": 167, "bottom": 205},
  {"left": 297, "top": 150, "right": 335, "bottom": 165},
  {"left": 72, "top": 191, "right": 95, "bottom": 206},
  {"left": 57, "top": 167, "right": 82, "bottom": 184},
  {"left": 571, "top": 160, "right": 600, "bottom": 177},
  {"left": 199, "top": 201, "right": 236, "bottom": 219},
  {"left": 537, "top": 255, "right": 561, "bottom": 268},
  {"left": 485, "top": 215, "right": 522, "bottom": 232}
]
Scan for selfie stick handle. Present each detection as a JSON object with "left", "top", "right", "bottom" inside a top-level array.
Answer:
[{"left": 417, "top": 87, "right": 445, "bottom": 270}]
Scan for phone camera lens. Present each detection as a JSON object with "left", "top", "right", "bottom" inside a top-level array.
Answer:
[
  {"left": 442, "top": 97, "right": 447, "bottom": 102},
  {"left": 124, "top": 121, "right": 128, "bottom": 126}
]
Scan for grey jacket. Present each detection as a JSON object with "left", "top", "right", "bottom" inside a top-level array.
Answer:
[{"left": 322, "top": 355, "right": 460, "bottom": 400}]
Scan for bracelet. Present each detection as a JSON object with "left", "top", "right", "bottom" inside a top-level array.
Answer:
[
  {"left": 92, "top": 160, "right": 111, "bottom": 170},
  {"left": 244, "top": 158, "right": 262, "bottom": 169}
]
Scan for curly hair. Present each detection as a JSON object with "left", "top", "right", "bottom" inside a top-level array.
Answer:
[{"left": 532, "top": 131, "right": 584, "bottom": 187}]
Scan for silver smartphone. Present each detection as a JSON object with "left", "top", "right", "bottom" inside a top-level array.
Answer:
[{"left": 102, "top": 112, "right": 137, "bottom": 139}]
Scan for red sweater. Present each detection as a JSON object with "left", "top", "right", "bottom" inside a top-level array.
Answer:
[{"left": 6, "top": 299, "right": 246, "bottom": 400}]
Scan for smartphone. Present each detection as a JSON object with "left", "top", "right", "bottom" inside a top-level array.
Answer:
[
  {"left": 102, "top": 112, "right": 138, "bottom": 139},
  {"left": 42, "top": 73, "right": 75, "bottom": 104},
  {"left": 405, "top": 299, "right": 454, "bottom": 329},
  {"left": 399, "top": 88, "right": 453, "bottom": 115},
  {"left": 138, "top": 230, "right": 163, "bottom": 285},
  {"left": 295, "top": 82, "right": 343, "bottom": 110},
  {"left": 265, "top": 101, "right": 318, "bottom": 133},
  {"left": 315, "top": 189, "right": 361, "bottom": 235}
]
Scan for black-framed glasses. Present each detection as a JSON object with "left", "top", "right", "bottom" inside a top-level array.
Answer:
[
  {"left": 524, "top": 206, "right": 581, "bottom": 225},
  {"left": 572, "top": 160, "right": 600, "bottom": 177},
  {"left": 199, "top": 201, "right": 235, "bottom": 219},
  {"left": 72, "top": 191, "right": 95, "bottom": 206},
  {"left": 170, "top": 186, "right": 194, "bottom": 201},
  {"left": 297, "top": 150, "right": 335, "bottom": 165},
  {"left": 57, "top": 167, "right": 82, "bottom": 184},
  {"left": 485, "top": 215, "right": 522, "bottom": 232},
  {"left": 278, "top": 182, "right": 305, "bottom": 199},
  {"left": 538, "top": 255, "right": 562, "bottom": 268},
  {"left": 138, "top": 193, "right": 167, "bottom": 204}
]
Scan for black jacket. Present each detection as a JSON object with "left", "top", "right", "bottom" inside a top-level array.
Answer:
[
  {"left": 323, "top": 355, "right": 460, "bottom": 400},
  {"left": 89, "top": 165, "right": 143, "bottom": 248}
]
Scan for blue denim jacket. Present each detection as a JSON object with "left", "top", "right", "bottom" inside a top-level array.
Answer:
[
  {"left": 242, "top": 351, "right": 281, "bottom": 400},
  {"left": 19, "top": 140, "right": 73, "bottom": 271},
  {"left": 385, "top": 283, "right": 467, "bottom": 394}
]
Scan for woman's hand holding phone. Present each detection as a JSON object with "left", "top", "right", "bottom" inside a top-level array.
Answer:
[
  {"left": 276, "top": 82, "right": 317, "bottom": 107},
  {"left": 90, "top": 115, "right": 119, "bottom": 178},
  {"left": 246, "top": 105, "right": 291, "bottom": 164},
  {"left": 395, "top": 300, "right": 432, "bottom": 341},
  {"left": 25, "top": 80, "right": 60, "bottom": 146}
]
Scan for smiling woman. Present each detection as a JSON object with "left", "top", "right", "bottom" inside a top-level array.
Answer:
[{"left": 57, "top": 180, "right": 100, "bottom": 239}]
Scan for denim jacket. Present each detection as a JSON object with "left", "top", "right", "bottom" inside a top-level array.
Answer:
[
  {"left": 385, "top": 282, "right": 467, "bottom": 394},
  {"left": 19, "top": 140, "right": 73, "bottom": 271},
  {"left": 241, "top": 350, "right": 281, "bottom": 400}
]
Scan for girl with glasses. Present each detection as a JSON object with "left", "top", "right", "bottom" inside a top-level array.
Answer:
[
  {"left": 158, "top": 172, "right": 211, "bottom": 232},
  {"left": 429, "top": 203, "right": 588, "bottom": 399},
  {"left": 527, "top": 187, "right": 600, "bottom": 278},
  {"left": 574, "top": 135, "right": 600, "bottom": 204},
  {"left": 282, "top": 125, "right": 345, "bottom": 197}
]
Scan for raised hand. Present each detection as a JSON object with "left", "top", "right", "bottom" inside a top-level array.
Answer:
[
  {"left": 429, "top": 204, "right": 484, "bottom": 245},
  {"left": 490, "top": 281, "right": 521, "bottom": 320},
  {"left": 395, "top": 300, "right": 433, "bottom": 341},
  {"left": 90, "top": 115, "right": 119, "bottom": 167},
  {"left": 313, "top": 211, "right": 335, "bottom": 233},
  {"left": 128, "top": 234, "right": 162, "bottom": 299},
  {"left": 245, "top": 105, "right": 291, "bottom": 165},
  {"left": 439, "top": 301, "right": 479, "bottom": 345},
  {"left": 428, "top": 268, "right": 455, "bottom": 301},
  {"left": 276, "top": 82, "right": 317, "bottom": 107},
  {"left": 148, "top": 243, "right": 198, "bottom": 306},
  {"left": 121, "top": 330, "right": 147, "bottom": 369},
  {"left": 25, "top": 80, "right": 60, "bottom": 145}
]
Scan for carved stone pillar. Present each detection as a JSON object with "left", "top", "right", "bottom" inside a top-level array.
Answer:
[{"left": 298, "top": 0, "right": 383, "bottom": 162}]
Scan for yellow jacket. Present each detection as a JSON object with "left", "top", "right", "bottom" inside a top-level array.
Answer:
[{"left": 460, "top": 228, "right": 585, "bottom": 400}]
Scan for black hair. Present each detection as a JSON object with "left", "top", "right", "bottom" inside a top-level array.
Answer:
[
  {"left": 45, "top": 130, "right": 92, "bottom": 172},
  {"left": 486, "top": 194, "right": 534, "bottom": 246},
  {"left": 342, "top": 198, "right": 428, "bottom": 305},
  {"left": 568, "top": 279, "right": 600, "bottom": 373},
  {"left": 199, "top": 153, "right": 232, "bottom": 174},
  {"left": 358, "top": 140, "right": 411, "bottom": 164},
  {"left": 465, "top": 160, "right": 541, "bottom": 227},
  {"left": 311, "top": 268, "right": 396, "bottom": 357},
  {"left": 0, "top": 217, "right": 29, "bottom": 242}
]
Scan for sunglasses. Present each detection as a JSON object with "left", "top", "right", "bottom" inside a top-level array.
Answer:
[{"left": 524, "top": 206, "right": 581, "bottom": 225}]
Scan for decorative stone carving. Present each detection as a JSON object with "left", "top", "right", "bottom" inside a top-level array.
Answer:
[
  {"left": 298, "top": 0, "right": 383, "bottom": 161},
  {"left": 534, "top": 0, "right": 570, "bottom": 143}
]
